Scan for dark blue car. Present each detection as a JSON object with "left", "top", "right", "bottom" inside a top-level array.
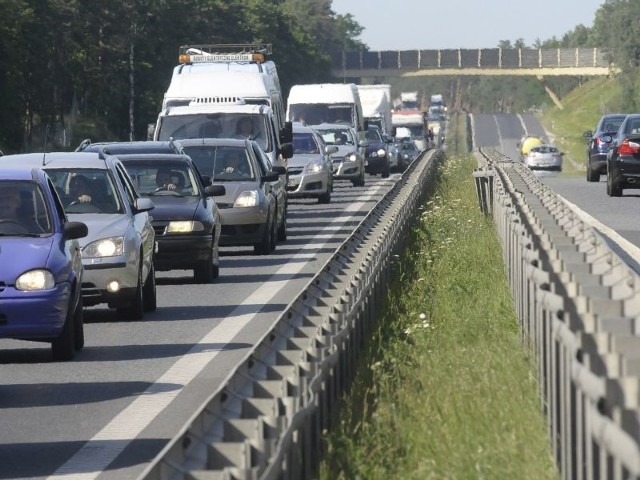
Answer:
[{"left": 0, "top": 167, "right": 88, "bottom": 360}]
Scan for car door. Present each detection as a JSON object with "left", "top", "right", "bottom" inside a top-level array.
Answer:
[
  {"left": 114, "top": 162, "right": 155, "bottom": 282},
  {"left": 251, "top": 142, "right": 284, "bottom": 224}
]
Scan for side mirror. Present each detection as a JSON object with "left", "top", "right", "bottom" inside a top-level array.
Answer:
[
  {"left": 261, "top": 172, "right": 280, "bottom": 183},
  {"left": 271, "top": 166, "right": 287, "bottom": 175},
  {"left": 582, "top": 131, "right": 593, "bottom": 138},
  {"left": 134, "top": 197, "right": 155, "bottom": 213},
  {"left": 601, "top": 135, "right": 613, "bottom": 143},
  {"left": 279, "top": 122, "right": 293, "bottom": 144},
  {"left": 325, "top": 145, "right": 339, "bottom": 155},
  {"left": 205, "top": 184, "right": 226, "bottom": 197},
  {"left": 64, "top": 221, "right": 88, "bottom": 240},
  {"left": 279, "top": 142, "right": 294, "bottom": 159}
]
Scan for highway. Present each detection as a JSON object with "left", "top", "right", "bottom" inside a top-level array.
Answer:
[{"left": 0, "top": 174, "right": 398, "bottom": 480}]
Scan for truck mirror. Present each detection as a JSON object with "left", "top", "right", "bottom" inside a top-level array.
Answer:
[
  {"left": 279, "top": 122, "right": 293, "bottom": 144},
  {"left": 280, "top": 142, "right": 294, "bottom": 159}
]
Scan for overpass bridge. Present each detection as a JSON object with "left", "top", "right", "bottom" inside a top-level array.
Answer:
[{"left": 331, "top": 47, "right": 615, "bottom": 79}]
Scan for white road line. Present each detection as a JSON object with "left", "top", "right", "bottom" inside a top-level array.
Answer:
[
  {"left": 49, "top": 185, "right": 386, "bottom": 480},
  {"left": 558, "top": 195, "right": 640, "bottom": 263}
]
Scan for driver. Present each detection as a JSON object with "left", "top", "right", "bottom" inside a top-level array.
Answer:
[
  {"left": 0, "top": 185, "right": 39, "bottom": 232},
  {"left": 68, "top": 174, "right": 94, "bottom": 204},
  {"left": 219, "top": 151, "right": 250, "bottom": 178},
  {"left": 0, "top": 186, "right": 21, "bottom": 221},
  {"left": 155, "top": 169, "right": 178, "bottom": 191}
]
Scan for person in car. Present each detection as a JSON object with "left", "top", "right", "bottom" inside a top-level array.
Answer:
[
  {"left": 218, "top": 151, "right": 251, "bottom": 178},
  {"left": 155, "top": 169, "right": 179, "bottom": 191},
  {"left": 68, "top": 174, "right": 94, "bottom": 205},
  {"left": 0, "top": 185, "right": 40, "bottom": 233}
]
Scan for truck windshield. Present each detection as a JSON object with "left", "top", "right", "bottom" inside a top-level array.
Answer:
[
  {"left": 289, "top": 104, "right": 353, "bottom": 127},
  {"left": 157, "top": 113, "right": 271, "bottom": 152}
]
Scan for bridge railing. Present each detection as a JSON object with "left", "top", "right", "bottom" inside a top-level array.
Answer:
[{"left": 333, "top": 47, "right": 613, "bottom": 73}]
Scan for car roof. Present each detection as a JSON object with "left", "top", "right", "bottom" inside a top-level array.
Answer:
[
  {"left": 0, "top": 151, "right": 111, "bottom": 169},
  {"left": 0, "top": 166, "right": 40, "bottom": 181},
  {"left": 178, "top": 138, "right": 252, "bottom": 148},
  {"left": 312, "top": 123, "right": 354, "bottom": 131},
  {"left": 292, "top": 123, "right": 315, "bottom": 133},
  {"left": 77, "top": 140, "right": 184, "bottom": 154},
  {"left": 114, "top": 153, "right": 193, "bottom": 162}
]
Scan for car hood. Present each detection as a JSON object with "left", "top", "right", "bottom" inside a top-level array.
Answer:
[
  {"left": 0, "top": 236, "right": 56, "bottom": 282},
  {"left": 142, "top": 196, "right": 201, "bottom": 221},
  {"left": 288, "top": 154, "right": 324, "bottom": 167},
  {"left": 67, "top": 214, "right": 132, "bottom": 247},
  {"left": 332, "top": 145, "right": 358, "bottom": 157},
  {"left": 212, "top": 181, "right": 260, "bottom": 204}
]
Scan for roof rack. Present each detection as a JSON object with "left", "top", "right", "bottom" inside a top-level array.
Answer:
[{"left": 177, "top": 43, "right": 273, "bottom": 65}]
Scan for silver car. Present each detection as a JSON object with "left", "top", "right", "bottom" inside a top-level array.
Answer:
[
  {"left": 180, "top": 138, "right": 287, "bottom": 254},
  {"left": 312, "top": 123, "right": 365, "bottom": 187},
  {"left": 0, "top": 152, "right": 157, "bottom": 320},
  {"left": 288, "top": 123, "right": 337, "bottom": 203},
  {"left": 524, "top": 144, "right": 564, "bottom": 172}
]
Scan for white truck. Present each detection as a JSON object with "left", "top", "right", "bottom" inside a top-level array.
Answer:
[
  {"left": 357, "top": 84, "right": 392, "bottom": 135},
  {"left": 399, "top": 91, "right": 420, "bottom": 110},
  {"left": 392, "top": 108, "right": 427, "bottom": 151},
  {"left": 285, "top": 83, "right": 365, "bottom": 135}
]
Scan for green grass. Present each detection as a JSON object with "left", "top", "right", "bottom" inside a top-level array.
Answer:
[{"left": 318, "top": 115, "right": 558, "bottom": 480}]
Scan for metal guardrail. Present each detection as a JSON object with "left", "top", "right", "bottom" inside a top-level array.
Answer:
[
  {"left": 333, "top": 48, "right": 615, "bottom": 78},
  {"left": 474, "top": 147, "right": 640, "bottom": 480},
  {"left": 138, "top": 146, "right": 445, "bottom": 480}
]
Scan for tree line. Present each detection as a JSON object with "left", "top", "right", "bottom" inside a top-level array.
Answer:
[{"left": 0, "top": 0, "right": 365, "bottom": 153}]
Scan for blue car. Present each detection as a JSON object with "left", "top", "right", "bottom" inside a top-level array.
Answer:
[{"left": 0, "top": 167, "right": 88, "bottom": 360}]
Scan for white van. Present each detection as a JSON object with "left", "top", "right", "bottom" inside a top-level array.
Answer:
[
  {"left": 153, "top": 102, "right": 292, "bottom": 170},
  {"left": 286, "top": 83, "right": 365, "bottom": 134},
  {"left": 163, "top": 44, "right": 286, "bottom": 132}
]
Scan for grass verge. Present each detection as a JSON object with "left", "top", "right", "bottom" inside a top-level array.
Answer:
[{"left": 318, "top": 115, "right": 558, "bottom": 479}]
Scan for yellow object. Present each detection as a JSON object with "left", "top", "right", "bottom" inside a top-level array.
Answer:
[{"left": 520, "top": 136, "right": 544, "bottom": 156}]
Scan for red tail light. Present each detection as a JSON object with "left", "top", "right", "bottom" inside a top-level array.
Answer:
[{"left": 618, "top": 139, "right": 640, "bottom": 155}]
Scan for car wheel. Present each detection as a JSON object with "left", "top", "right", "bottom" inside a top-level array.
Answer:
[
  {"left": 194, "top": 249, "right": 215, "bottom": 283},
  {"left": 586, "top": 163, "right": 599, "bottom": 182},
  {"left": 318, "top": 187, "right": 331, "bottom": 204},
  {"left": 52, "top": 299, "right": 77, "bottom": 361},
  {"left": 143, "top": 262, "right": 157, "bottom": 311},
  {"left": 277, "top": 208, "right": 287, "bottom": 242},
  {"left": 610, "top": 178, "right": 623, "bottom": 197},
  {"left": 212, "top": 235, "right": 220, "bottom": 279},
  {"left": 254, "top": 209, "right": 274, "bottom": 255},
  {"left": 381, "top": 162, "right": 391, "bottom": 178},
  {"left": 117, "top": 263, "right": 144, "bottom": 320},
  {"left": 270, "top": 215, "right": 277, "bottom": 252},
  {"left": 73, "top": 295, "right": 85, "bottom": 351}
]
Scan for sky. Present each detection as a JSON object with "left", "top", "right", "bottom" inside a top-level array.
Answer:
[{"left": 330, "top": 0, "right": 605, "bottom": 50}]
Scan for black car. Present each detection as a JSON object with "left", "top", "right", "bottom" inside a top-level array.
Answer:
[
  {"left": 118, "top": 153, "right": 225, "bottom": 282},
  {"left": 583, "top": 114, "right": 627, "bottom": 182},
  {"left": 604, "top": 113, "right": 640, "bottom": 196},
  {"left": 361, "top": 125, "right": 390, "bottom": 178}
]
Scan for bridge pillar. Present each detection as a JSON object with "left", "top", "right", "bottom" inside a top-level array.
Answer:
[{"left": 536, "top": 75, "right": 563, "bottom": 110}]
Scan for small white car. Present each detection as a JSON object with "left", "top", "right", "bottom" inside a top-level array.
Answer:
[
  {"left": 524, "top": 144, "right": 564, "bottom": 172},
  {"left": 312, "top": 123, "right": 365, "bottom": 187}
]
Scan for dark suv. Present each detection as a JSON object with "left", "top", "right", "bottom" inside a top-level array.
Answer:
[
  {"left": 583, "top": 114, "right": 627, "bottom": 182},
  {"left": 361, "top": 125, "right": 391, "bottom": 178}
]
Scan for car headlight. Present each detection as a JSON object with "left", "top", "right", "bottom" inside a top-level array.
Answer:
[
  {"left": 346, "top": 153, "right": 358, "bottom": 162},
  {"left": 305, "top": 161, "right": 325, "bottom": 173},
  {"left": 167, "top": 221, "right": 204, "bottom": 233},
  {"left": 15, "top": 269, "right": 55, "bottom": 291},
  {"left": 403, "top": 154, "right": 410, "bottom": 159},
  {"left": 234, "top": 190, "right": 259, "bottom": 208},
  {"left": 83, "top": 237, "right": 124, "bottom": 258},
  {"left": 370, "top": 148, "right": 387, "bottom": 158}
]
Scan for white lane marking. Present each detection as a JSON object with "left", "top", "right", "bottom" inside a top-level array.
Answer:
[
  {"left": 49, "top": 185, "right": 386, "bottom": 480},
  {"left": 558, "top": 195, "right": 640, "bottom": 263}
]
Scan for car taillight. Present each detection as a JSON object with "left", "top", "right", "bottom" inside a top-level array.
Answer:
[{"left": 618, "top": 139, "right": 640, "bottom": 155}]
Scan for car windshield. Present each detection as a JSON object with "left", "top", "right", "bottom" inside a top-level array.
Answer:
[
  {"left": 316, "top": 128, "right": 355, "bottom": 146},
  {"left": 45, "top": 169, "right": 123, "bottom": 214},
  {"left": 0, "top": 180, "right": 53, "bottom": 236},
  {"left": 182, "top": 146, "right": 256, "bottom": 182},
  {"left": 157, "top": 113, "right": 271, "bottom": 152},
  {"left": 120, "top": 162, "right": 201, "bottom": 197},
  {"left": 292, "top": 133, "right": 320, "bottom": 154},
  {"left": 289, "top": 104, "right": 353, "bottom": 126}
]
